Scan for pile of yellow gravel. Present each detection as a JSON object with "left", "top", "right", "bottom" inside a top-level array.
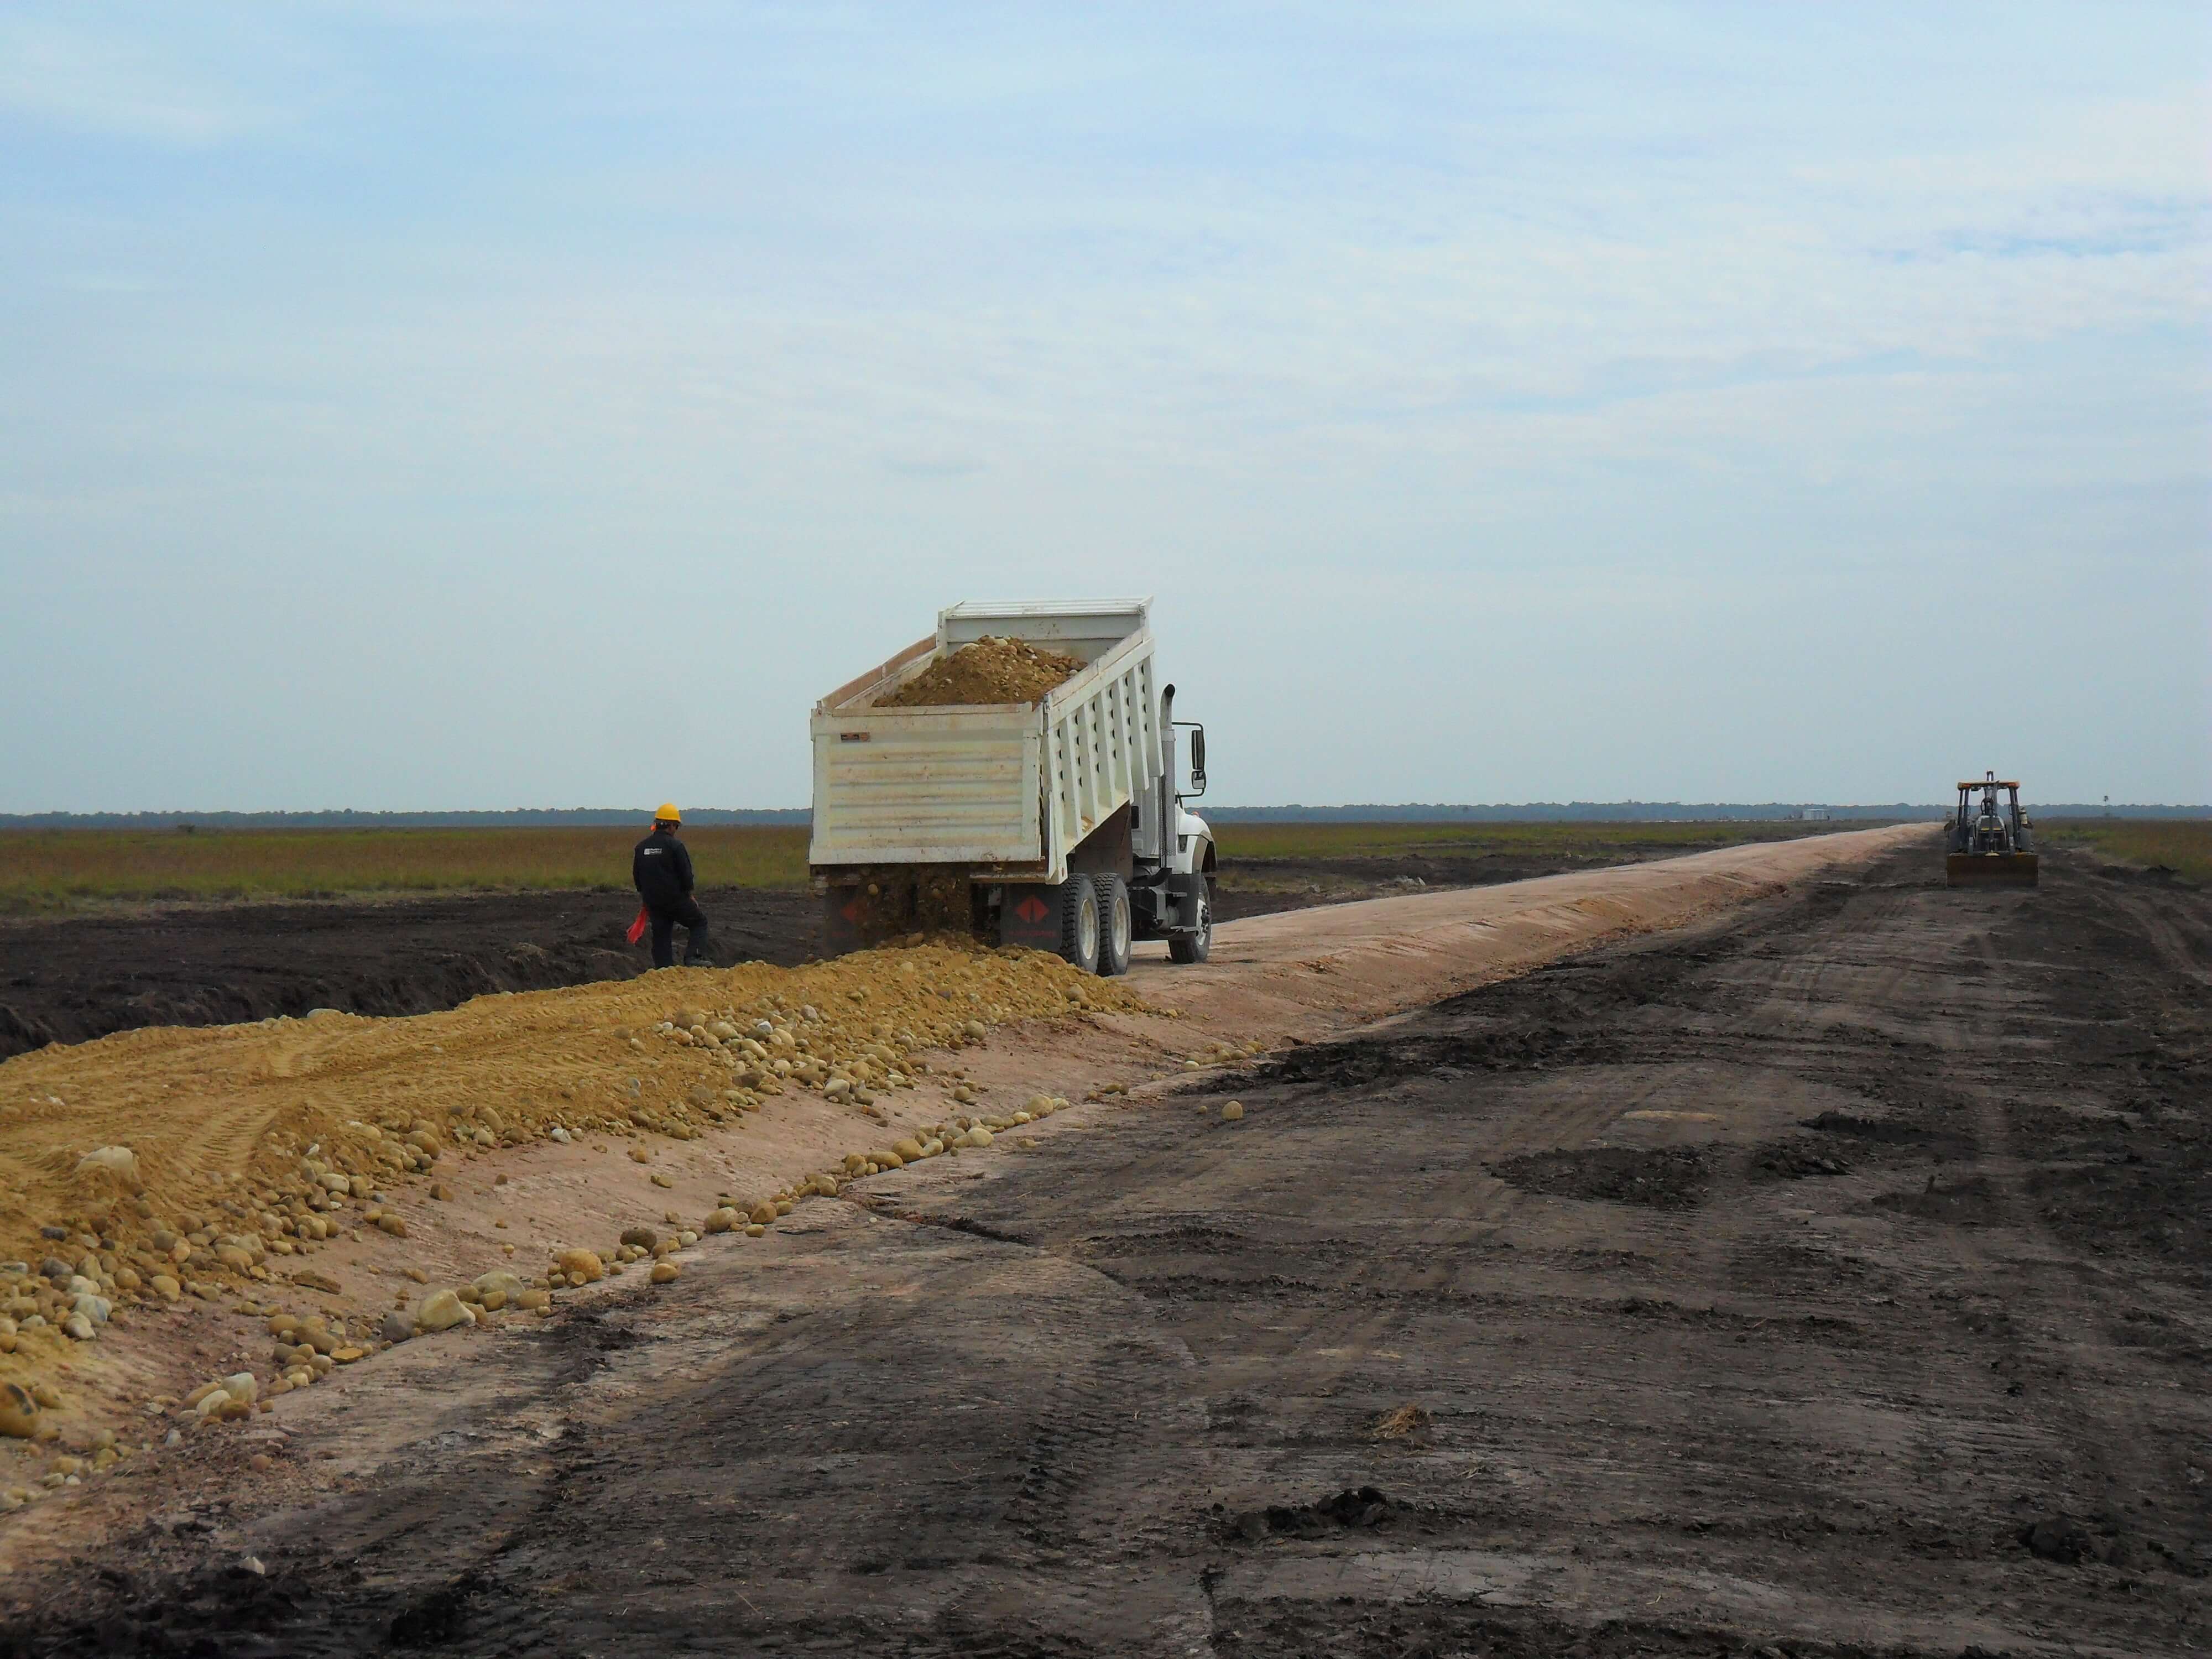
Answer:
[{"left": 0, "top": 938, "right": 1155, "bottom": 1416}]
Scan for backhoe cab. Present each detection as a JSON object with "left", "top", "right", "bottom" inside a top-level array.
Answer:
[{"left": 1944, "top": 772, "right": 2038, "bottom": 888}]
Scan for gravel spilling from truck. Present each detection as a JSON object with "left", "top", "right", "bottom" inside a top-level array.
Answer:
[{"left": 872, "top": 634, "right": 1084, "bottom": 707}]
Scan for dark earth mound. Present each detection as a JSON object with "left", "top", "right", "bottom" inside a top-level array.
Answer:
[
  {"left": 1802, "top": 1110, "right": 1940, "bottom": 1144},
  {"left": 1489, "top": 1145, "right": 1710, "bottom": 1208},
  {"left": 0, "top": 886, "right": 817, "bottom": 1059},
  {"left": 1222, "top": 1485, "right": 1395, "bottom": 1542},
  {"left": 1751, "top": 1140, "right": 1853, "bottom": 1180}
]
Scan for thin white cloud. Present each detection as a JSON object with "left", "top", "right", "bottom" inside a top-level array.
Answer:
[{"left": 0, "top": 14, "right": 288, "bottom": 143}]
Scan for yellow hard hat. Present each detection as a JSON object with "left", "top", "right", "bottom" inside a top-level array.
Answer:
[{"left": 655, "top": 802, "right": 681, "bottom": 824}]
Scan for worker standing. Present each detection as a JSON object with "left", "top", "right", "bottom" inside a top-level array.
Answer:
[{"left": 633, "top": 804, "right": 712, "bottom": 968}]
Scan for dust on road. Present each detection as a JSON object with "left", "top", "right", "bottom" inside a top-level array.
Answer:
[{"left": 6, "top": 839, "right": 2205, "bottom": 1656}]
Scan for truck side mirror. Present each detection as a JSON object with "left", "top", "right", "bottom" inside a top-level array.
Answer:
[{"left": 1190, "top": 727, "right": 1207, "bottom": 792}]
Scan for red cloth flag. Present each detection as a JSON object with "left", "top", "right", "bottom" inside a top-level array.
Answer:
[{"left": 626, "top": 904, "right": 649, "bottom": 945}]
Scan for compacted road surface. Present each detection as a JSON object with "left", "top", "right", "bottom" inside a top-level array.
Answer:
[{"left": 8, "top": 846, "right": 2206, "bottom": 1657}]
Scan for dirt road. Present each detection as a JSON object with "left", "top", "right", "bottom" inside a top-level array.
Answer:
[{"left": 7, "top": 835, "right": 2208, "bottom": 1656}]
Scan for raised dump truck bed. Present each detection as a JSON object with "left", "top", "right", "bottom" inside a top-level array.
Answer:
[
  {"left": 810, "top": 600, "right": 1161, "bottom": 882},
  {"left": 808, "top": 599, "right": 1215, "bottom": 972}
]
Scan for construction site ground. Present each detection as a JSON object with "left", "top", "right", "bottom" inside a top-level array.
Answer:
[
  {"left": 0, "top": 842, "right": 1746, "bottom": 1060},
  {"left": 4, "top": 826, "right": 2209, "bottom": 1656}
]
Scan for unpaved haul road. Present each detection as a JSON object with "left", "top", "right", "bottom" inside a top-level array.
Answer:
[
  {"left": 1134, "top": 823, "right": 1932, "bottom": 1036},
  {"left": 8, "top": 830, "right": 2210, "bottom": 1657}
]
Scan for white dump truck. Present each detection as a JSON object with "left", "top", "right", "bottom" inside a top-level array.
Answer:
[{"left": 808, "top": 599, "right": 1215, "bottom": 973}]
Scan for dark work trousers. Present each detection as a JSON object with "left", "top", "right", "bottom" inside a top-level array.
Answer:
[{"left": 649, "top": 896, "right": 712, "bottom": 968}]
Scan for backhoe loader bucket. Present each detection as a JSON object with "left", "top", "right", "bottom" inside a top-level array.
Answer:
[{"left": 1947, "top": 852, "right": 2039, "bottom": 888}]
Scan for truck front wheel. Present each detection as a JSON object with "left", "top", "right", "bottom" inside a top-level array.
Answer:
[{"left": 1058, "top": 878, "right": 1102, "bottom": 974}]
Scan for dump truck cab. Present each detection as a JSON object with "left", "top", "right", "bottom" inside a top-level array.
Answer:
[{"left": 1135, "top": 687, "right": 1216, "bottom": 963}]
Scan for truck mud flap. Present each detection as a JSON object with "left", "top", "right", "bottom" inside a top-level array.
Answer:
[
  {"left": 1165, "top": 872, "right": 1206, "bottom": 930},
  {"left": 1130, "top": 882, "right": 1167, "bottom": 937},
  {"left": 999, "top": 883, "right": 1069, "bottom": 951}
]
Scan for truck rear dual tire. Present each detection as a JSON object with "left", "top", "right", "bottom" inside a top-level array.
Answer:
[
  {"left": 1057, "top": 878, "right": 1102, "bottom": 974},
  {"left": 1050, "top": 875, "right": 1134, "bottom": 976},
  {"left": 1092, "top": 874, "right": 1132, "bottom": 977}
]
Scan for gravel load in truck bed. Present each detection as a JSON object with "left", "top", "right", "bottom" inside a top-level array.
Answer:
[{"left": 873, "top": 635, "right": 1083, "bottom": 708}]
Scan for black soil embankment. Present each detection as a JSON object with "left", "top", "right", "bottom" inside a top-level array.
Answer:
[
  {"left": 0, "top": 851, "right": 1601, "bottom": 1060},
  {"left": 0, "top": 888, "right": 817, "bottom": 1058}
]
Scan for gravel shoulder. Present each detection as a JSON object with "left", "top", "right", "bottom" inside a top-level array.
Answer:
[{"left": 12, "top": 831, "right": 2204, "bottom": 1656}]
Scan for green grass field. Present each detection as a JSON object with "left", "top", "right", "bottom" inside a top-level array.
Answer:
[
  {"left": 2035, "top": 819, "right": 2212, "bottom": 885},
  {"left": 0, "top": 826, "right": 811, "bottom": 912}
]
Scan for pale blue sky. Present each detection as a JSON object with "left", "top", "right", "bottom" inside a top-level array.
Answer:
[{"left": 2, "top": 3, "right": 2206, "bottom": 811}]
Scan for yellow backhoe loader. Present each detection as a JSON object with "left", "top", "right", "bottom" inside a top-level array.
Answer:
[{"left": 1945, "top": 772, "right": 2039, "bottom": 887}]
